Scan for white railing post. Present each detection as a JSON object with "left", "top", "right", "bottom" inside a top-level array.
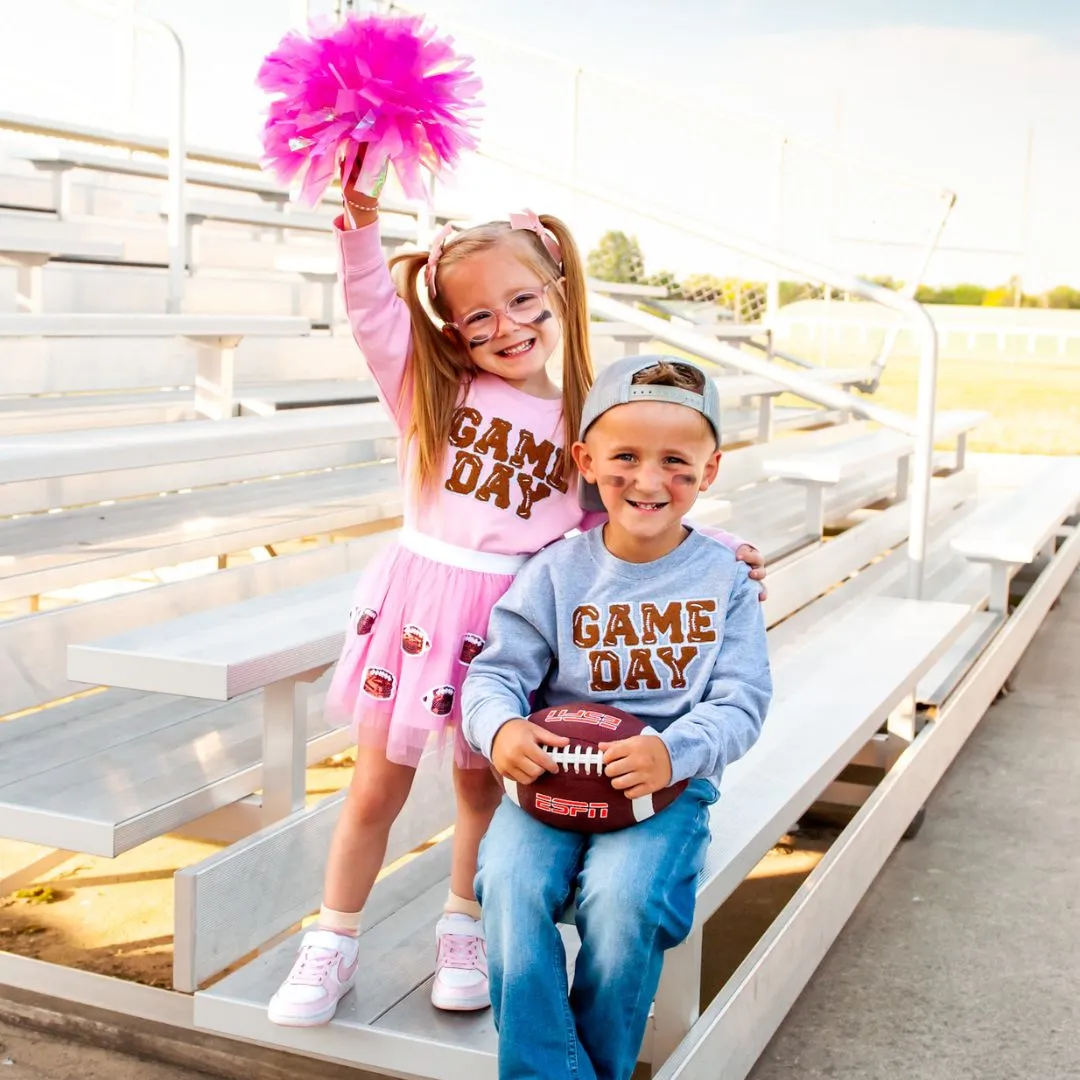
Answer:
[
  {"left": 766, "top": 136, "right": 786, "bottom": 325},
  {"left": 148, "top": 18, "right": 188, "bottom": 314},
  {"left": 906, "top": 304, "right": 939, "bottom": 599},
  {"left": 80, "top": 1, "right": 188, "bottom": 312},
  {"left": 866, "top": 188, "right": 955, "bottom": 388}
]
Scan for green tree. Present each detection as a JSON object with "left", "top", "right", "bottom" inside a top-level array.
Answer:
[
  {"left": 586, "top": 231, "right": 644, "bottom": 284},
  {"left": 779, "top": 280, "right": 809, "bottom": 306},
  {"left": 951, "top": 283, "right": 988, "bottom": 306},
  {"left": 1045, "top": 285, "right": 1080, "bottom": 309},
  {"left": 868, "top": 275, "right": 903, "bottom": 291},
  {"left": 643, "top": 269, "right": 681, "bottom": 296}
]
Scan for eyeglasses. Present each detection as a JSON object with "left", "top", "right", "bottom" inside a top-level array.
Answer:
[{"left": 446, "top": 283, "right": 557, "bottom": 346}]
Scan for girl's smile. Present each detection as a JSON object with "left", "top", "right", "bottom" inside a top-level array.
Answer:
[{"left": 439, "top": 238, "right": 563, "bottom": 399}]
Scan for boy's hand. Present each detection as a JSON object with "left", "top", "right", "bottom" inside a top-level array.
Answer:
[
  {"left": 491, "top": 718, "right": 570, "bottom": 785},
  {"left": 736, "top": 543, "right": 768, "bottom": 601},
  {"left": 600, "top": 735, "right": 673, "bottom": 799}
]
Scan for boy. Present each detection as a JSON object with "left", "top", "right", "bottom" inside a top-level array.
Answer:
[{"left": 461, "top": 355, "right": 773, "bottom": 1080}]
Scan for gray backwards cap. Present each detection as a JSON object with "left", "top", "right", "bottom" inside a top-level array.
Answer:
[{"left": 577, "top": 354, "right": 722, "bottom": 513}]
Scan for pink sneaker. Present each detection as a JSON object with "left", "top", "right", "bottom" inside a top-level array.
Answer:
[
  {"left": 267, "top": 928, "right": 360, "bottom": 1027},
  {"left": 431, "top": 913, "right": 490, "bottom": 1011}
]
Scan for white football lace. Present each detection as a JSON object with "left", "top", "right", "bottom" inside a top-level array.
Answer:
[{"left": 548, "top": 745, "right": 604, "bottom": 775}]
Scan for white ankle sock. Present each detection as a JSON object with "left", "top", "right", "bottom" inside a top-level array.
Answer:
[
  {"left": 317, "top": 904, "right": 362, "bottom": 936},
  {"left": 443, "top": 890, "right": 482, "bottom": 920}
]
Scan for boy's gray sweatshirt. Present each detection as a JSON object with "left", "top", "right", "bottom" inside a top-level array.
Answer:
[{"left": 462, "top": 526, "right": 772, "bottom": 790}]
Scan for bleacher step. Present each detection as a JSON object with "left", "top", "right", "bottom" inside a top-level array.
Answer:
[
  {"left": 1, "top": 460, "right": 401, "bottom": 603},
  {"left": 0, "top": 681, "right": 342, "bottom": 857},
  {"left": 916, "top": 610, "right": 1004, "bottom": 707}
]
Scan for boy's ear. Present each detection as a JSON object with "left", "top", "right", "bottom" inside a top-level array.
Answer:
[
  {"left": 699, "top": 450, "right": 722, "bottom": 491},
  {"left": 571, "top": 440, "right": 595, "bottom": 481}
]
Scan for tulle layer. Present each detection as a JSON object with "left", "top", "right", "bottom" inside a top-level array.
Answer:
[{"left": 325, "top": 541, "right": 515, "bottom": 769}]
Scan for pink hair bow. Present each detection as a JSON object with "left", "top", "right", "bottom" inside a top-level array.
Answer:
[
  {"left": 509, "top": 209, "right": 563, "bottom": 268},
  {"left": 425, "top": 221, "right": 455, "bottom": 298}
]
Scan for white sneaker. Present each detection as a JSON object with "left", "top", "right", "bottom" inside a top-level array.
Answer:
[
  {"left": 267, "top": 929, "right": 360, "bottom": 1027},
  {"left": 431, "top": 913, "right": 490, "bottom": 1011}
]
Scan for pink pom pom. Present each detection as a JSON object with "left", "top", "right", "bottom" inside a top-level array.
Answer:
[{"left": 257, "top": 13, "right": 482, "bottom": 206}]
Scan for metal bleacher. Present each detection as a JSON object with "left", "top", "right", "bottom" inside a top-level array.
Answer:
[{"left": 1, "top": 109, "right": 1078, "bottom": 1080}]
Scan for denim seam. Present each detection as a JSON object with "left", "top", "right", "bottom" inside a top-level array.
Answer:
[
  {"left": 555, "top": 848, "right": 585, "bottom": 1078},
  {"left": 620, "top": 793, "right": 711, "bottom": 1062}
]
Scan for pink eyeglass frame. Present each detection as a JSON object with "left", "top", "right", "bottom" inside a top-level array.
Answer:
[{"left": 444, "top": 281, "right": 558, "bottom": 345}]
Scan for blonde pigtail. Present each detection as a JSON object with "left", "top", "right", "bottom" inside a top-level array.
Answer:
[
  {"left": 540, "top": 215, "right": 594, "bottom": 485},
  {"left": 388, "top": 250, "right": 473, "bottom": 498}
]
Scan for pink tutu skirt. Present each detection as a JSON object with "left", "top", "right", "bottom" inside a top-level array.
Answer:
[{"left": 325, "top": 530, "right": 524, "bottom": 770}]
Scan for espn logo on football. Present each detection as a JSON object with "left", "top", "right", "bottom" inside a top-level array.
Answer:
[
  {"left": 544, "top": 707, "right": 622, "bottom": 731},
  {"left": 535, "top": 793, "right": 610, "bottom": 819}
]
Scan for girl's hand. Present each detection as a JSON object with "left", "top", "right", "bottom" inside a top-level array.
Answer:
[
  {"left": 339, "top": 146, "right": 380, "bottom": 229},
  {"left": 600, "top": 735, "right": 674, "bottom": 799},
  {"left": 736, "top": 543, "right": 768, "bottom": 601},
  {"left": 491, "top": 718, "right": 570, "bottom": 785},
  {"left": 340, "top": 145, "right": 368, "bottom": 202}
]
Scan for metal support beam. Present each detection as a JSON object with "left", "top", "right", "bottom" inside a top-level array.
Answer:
[
  {"left": 0, "top": 849, "right": 76, "bottom": 897},
  {"left": 261, "top": 677, "right": 311, "bottom": 825}
]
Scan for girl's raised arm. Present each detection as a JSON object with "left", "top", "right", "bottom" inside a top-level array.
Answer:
[
  {"left": 336, "top": 217, "right": 414, "bottom": 422},
  {"left": 335, "top": 151, "right": 413, "bottom": 421}
]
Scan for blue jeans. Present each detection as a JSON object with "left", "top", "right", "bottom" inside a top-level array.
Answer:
[{"left": 475, "top": 779, "right": 717, "bottom": 1080}]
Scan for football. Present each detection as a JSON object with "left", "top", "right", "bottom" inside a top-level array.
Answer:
[{"left": 500, "top": 702, "right": 689, "bottom": 834}]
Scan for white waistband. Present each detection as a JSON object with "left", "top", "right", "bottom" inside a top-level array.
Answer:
[{"left": 400, "top": 527, "right": 528, "bottom": 575}]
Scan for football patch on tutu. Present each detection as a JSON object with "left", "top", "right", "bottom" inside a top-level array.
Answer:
[
  {"left": 422, "top": 685, "right": 455, "bottom": 716},
  {"left": 349, "top": 606, "right": 378, "bottom": 635},
  {"left": 458, "top": 633, "right": 484, "bottom": 665},
  {"left": 401, "top": 624, "right": 431, "bottom": 656},
  {"left": 362, "top": 667, "right": 396, "bottom": 700}
]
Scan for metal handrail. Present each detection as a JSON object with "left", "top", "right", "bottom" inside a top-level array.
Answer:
[
  {"left": 587, "top": 292, "right": 912, "bottom": 431},
  {"left": 479, "top": 147, "right": 939, "bottom": 599},
  {"left": 143, "top": 15, "right": 187, "bottom": 315},
  {"left": 68, "top": 1, "right": 187, "bottom": 312}
]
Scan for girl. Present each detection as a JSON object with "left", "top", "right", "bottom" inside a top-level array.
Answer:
[{"left": 267, "top": 164, "right": 765, "bottom": 1027}]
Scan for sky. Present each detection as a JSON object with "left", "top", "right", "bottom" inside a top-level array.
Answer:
[{"left": 2, "top": 0, "right": 1079, "bottom": 289}]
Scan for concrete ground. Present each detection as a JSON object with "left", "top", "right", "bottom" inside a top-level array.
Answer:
[
  {"left": 0, "top": 1018, "right": 212, "bottom": 1080},
  {"left": 3, "top": 572, "right": 1077, "bottom": 1079},
  {"left": 750, "top": 569, "right": 1080, "bottom": 1080}
]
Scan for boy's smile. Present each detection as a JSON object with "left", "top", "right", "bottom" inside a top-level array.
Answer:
[{"left": 572, "top": 400, "right": 722, "bottom": 563}]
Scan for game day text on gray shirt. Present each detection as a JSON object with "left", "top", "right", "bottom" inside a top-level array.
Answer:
[{"left": 462, "top": 526, "right": 773, "bottom": 791}]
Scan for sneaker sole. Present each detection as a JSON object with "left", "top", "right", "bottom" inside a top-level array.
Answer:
[
  {"left": 430, "top": 988, "right": 491, "bottom": 1012},
  {"left": 267, "top": 994, "right": 347, "bottom": 1027}
]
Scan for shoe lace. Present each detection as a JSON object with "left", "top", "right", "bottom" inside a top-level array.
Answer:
[
  {"left": 438, "top": 932, "right": 481, "bottom": 970},
  {"left": 288, "top": 946, "right": 338, "bottom": 986}
]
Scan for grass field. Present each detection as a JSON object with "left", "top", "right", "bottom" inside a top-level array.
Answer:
[{"left": 866, "top": 353, "right": 1080, "bottom": 455}]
